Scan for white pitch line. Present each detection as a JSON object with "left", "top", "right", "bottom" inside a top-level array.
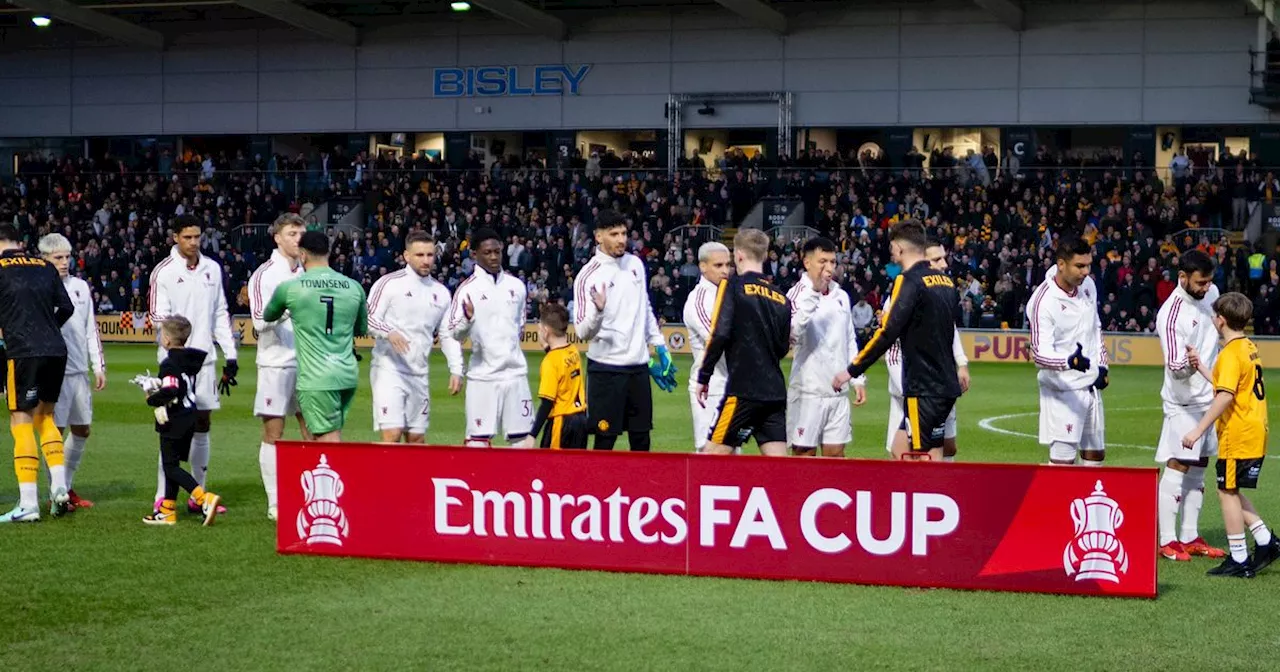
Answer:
[{"left": 977, "top": 407, "right": 1157, "bottom": 451}]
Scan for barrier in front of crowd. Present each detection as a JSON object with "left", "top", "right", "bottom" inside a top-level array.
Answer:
[
  {"left": 96, "top": 315, "right": 1280, "bottom": 367},
  {"left": 278, "top": 441, "right": 1157, "bottom": 598}
]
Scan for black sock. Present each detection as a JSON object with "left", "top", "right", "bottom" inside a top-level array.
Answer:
[
  {"left": 628, "top": 431, "right": 651, "bottom": 452},
  {"left": 594, "top": 434, "right": 618, "bottom": 451}
]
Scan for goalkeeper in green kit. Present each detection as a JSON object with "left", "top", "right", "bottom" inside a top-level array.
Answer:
[{"left": 263, "top": 231, "right": 367, "bottom": 441}]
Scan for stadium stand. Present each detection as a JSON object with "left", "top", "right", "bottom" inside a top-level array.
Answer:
[{"left": 3, "top": 146, "right": 1278, "bottom": 337}]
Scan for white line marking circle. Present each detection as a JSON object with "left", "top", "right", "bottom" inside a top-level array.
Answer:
[{"left": 977, "top": 407, "right": 1157, "bottom": 451}]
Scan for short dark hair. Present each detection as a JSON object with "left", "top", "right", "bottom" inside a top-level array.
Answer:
[
  {"left": 0, "top": 223, "right": 19, "bottom": 244},
  {"left": 470, "top": 227, "right": 501, "bottom": 249},
  {"left": 1054, "top": 237, "right": 1092, "bottom": 262},
  {"left": 925, "top": 237, "right": 945, "bottom": 250},
  {"left": 889, "top": 220, "right": 928, "bottom": 251},
  {"left": 595, "top": 209, "right": 626, "bottom": 231},
  {"left": 1214, "top": 292, "right": 1253, "bottom": 331},
  {"left": 299, "top": 231, "right": 330, "bottom": 257},
  {"left": 801, "top": 237, "right": 836, "bottom": 256},
  {"left": 171, "top": 214, "right": 202, "bottom": 235},
  {"left": 1178, "top": 249, "right": 1215, "bottom": 277},
  {"left": 539, "top": 302, "right": 570, "bottom": 335},
  {"left": 405, "top": 230, "right": 435, "bottom": 247},
  {"left": 162, "top": 314, "right": 192, "bottom": 346}
]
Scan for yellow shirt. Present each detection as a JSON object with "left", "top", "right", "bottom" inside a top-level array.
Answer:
[
  {"left": 1213, "top": 337, "right": 1268, "bottom": 460},
  {"left": 538, "top": 345, "right": 586, "bottom": 418}
]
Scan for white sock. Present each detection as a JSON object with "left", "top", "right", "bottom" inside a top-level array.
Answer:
[
  {"left": 154, "top": 454, "right": 166, "bottom": 502},
  {"left": 19, "top": 482, "right": 37, "bottom": 509},
  {"left": 65, "top": 434, "right": 86, "bottom": 489},
  {"left": 190, "top": 432, "right": 210, "bottom": 487},
  {"left": 1251, "top": 520, "right": 1273, "bottom": 546},
  {"left": 1178, "top": 467, "right": 1206, "bottom": 544},
  {"left": 1158, "top": 469, "right": 1184, "bottom": 546},
  {"left": 259, "top": 442, "right": 278, "bottom": 508},
  {"left": 942, "top": 456, "right": 956, "bottom": 463},
  {"left": 1081, "top": 459, "right": 1103, "bottom": 467},
  {"left": 48, "top": 464, "right": 67, "bottom": 493},
  {"left": 1228, "top": 533, "right": 1249, "bottom": 563}
]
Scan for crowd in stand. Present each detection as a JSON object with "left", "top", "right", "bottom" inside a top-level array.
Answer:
[{"left": 4, "top": 143, "right": 1280, "bottom": 339}]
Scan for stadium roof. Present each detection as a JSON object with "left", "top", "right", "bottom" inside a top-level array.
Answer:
[{"left": 0, "top": 0, "right": 1249, "bottom": 50}]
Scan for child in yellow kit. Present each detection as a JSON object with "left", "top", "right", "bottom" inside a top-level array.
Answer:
[{"left": 1183, "top": 292, "right": 1278, "bottom": 578}]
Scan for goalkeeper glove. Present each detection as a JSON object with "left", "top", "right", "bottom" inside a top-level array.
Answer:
[
  {"left": 1093, "top": 366, "right": 1109, "bottom": 391},
  {"left": 1066, "top": 343, "right": 1091, "bottom": 373},
  {"left": 218, "top": 359, "right": 238, "bottom": 396},
  {"left": 648, "top": 346, "right": 678, "bottom": 393}
]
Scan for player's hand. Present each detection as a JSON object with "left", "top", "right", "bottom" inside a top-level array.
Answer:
[
  {"left": 218, "top": 359, "right": 238, "bottom": 396},
  {"left": 590, "top": 284, "right": 607, "bottom": 311},
  {"left": 94, "top": 370, "right": 107, "bottom": 391},
  {"left": 448, "top": 375, "right": 463, "bottom": 396},
  {"left": 1181, "top": 428, "right": 1203, "bottom": 451},
  {"left": 462, "top": 296, "right": 475, "bottom": 320},
  {"left": 696, "top": 383, "right": 709, "bottom": 407},
  {"left": 1093, "top": 366, "right": 1109, "bottom": 391},
  {"left": 853, "top": 384, "right": 867, "bottom": 406},
  {"left": 1067, "top": 342, "right": 1091, "bottom": 372},
  {"left": 1186, "top": 345, "right": 1201, "bottom": 371},
  {"left": 832, "top": 370, "right": 853, "bottom": 393},
  {"left": 353, "top": 346, "right": 363, "bottom": 362},
  {"left": 957, "top": 365, "right": 971, "bottom": 394},
  {"left": 388, "top": 331, "right": 411, "bottom": 355}
]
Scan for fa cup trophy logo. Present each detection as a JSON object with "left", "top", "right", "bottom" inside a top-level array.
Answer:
[
  {"left": 1063, "top": 479, "right": 1129, "bottom": 583},
  {"left": 297, "top": 454, "right": 349, "bottom": 546}
]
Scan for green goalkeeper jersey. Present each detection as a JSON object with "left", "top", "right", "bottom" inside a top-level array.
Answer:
[{"left": 263, "top": 266, "right": 368, "bottom": 391}]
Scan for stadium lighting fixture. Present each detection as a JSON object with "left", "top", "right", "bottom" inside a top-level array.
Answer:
[
  {"left": 451, "top": 1, "right": 471, "bottom": 11},
  {"left": 31, "top": 16, "right": 51, "bottom": 28}
]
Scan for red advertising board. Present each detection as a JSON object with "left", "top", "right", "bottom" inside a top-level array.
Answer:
[{"left": 277, "top": 442, "right": 1158, "bottom": 598}]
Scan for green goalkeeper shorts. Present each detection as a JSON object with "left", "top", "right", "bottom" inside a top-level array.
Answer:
[{"left": 297, "top": 388, "right": 356, "bottom": 437}]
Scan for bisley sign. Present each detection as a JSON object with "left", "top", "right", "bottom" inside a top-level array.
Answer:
[{"left": 432, "top": 64, "right": 592, "bottom": 97}]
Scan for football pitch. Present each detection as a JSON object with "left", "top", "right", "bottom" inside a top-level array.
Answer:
[{"left": 3, "top": 344, "right": 1279, "bottom": 671}]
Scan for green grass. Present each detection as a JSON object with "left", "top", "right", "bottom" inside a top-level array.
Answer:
[{"left": 3, "top": 345, "right": 1280, "bottom": 671}]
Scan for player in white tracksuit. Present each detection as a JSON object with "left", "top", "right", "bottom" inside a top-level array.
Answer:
[
  {"left": 786, "top": 238, "right": 865, "bottom": 457},
  {"left": 446, "top": 228, "right": 533, "bottom": 447},
  {"left": 1027, "top": 239, "right": 1108, "bottom": 466},
  {"left": 149, "top": 215, "right": 237, "bottom": 508},
  {"left": 885, "top": 240, "right": 970, "bottom": 460},
  {"left": 682, "top": 242, "right": 731, "bottom": 452},
  {"left": 367, "top": 232, "right": 464, "bottom": 444},
  {"left": 248, "top": 214, "right": 309, "bottom": 521},
  {"left": 1154, "top": 250, "right": 1226, "bottom": 560},
  {"left": 39, "top": 234, "right": 105, "bottom": 510}
]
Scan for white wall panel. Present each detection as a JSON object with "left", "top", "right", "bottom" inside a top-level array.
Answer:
[
  {"left": 457, "top": 36, "right": 563, "bottom": 67},
  {"left": 562, "top": 94, "right": 666, "bottom": 128},
  {"left": 1145, "top": 53, "right": 1251, "bottom": 88},
  {"left": 794, "top": 92, "right": 898, "bottom": 126},
  {"left": 72, "top": 104, "right": 161, "bottom": 135},
  {"left": 0, "top": 77, "right": 70, "bottom": 106},
  {"left": 258, "top": 70, "right": 354, "bottom": 101},
  {"left": 1144, "top": 19, "right": 1254, "bottom": 54},
  {"left": 356, "top": 68, "right": 437, "bottom": 100},
  {"left": 70, "top": 48, "right": 161, "bottom": 76},
  {"left": 357, "top": 37, "right": 459, "bottom": 69},
  {"left": 1142, "top": 88, "right": 1269, "bottom": 123},
  {"left": 456, "top": 96, "right": 561, "bottom": 129},
  {"left": 0, "top": 50, "right": 71, "bottom": 77},
  {"left": 0, "top": 106, "right": 70, "bottom": 135},
  {"left": 257, "top": 41, "right": 356, "bottom": 71},
  {"left": 164, "top": 103, "right": 258, "bottom": 133},
  {"left": 901, "top": 57, "right": 1018, "bottom": 91},
  {"left": 784, "top": 26, "right": 900, "bottom": 60},
  {"left": 577, "top": 64, "right": 670, "bottom": 95},
  {"left": 1019, "top": 88, "right": 1143, "bottom": 124},
  {"left": 671, "top": 29, "right": 783, "bottom": 62},
  {"left": 899, "top": 89, "right": 1018, "bottom": 125},
  {"left": 164, "top": 45, "right": 258, "bottom": 74},
  {"left": 257, "top": 101, "right": 355, "bottom": 131},
  {"left": 164, "top": 73, "right": 256, "bottom": 104},
  {"left": 72, "top": 75, "right": 162, "bottom": 105},
  {"left": 355, "top": 99, "right": 457, "bottom": 131},
  {"left": 1019, "top": 54, "right": 1142, "bottom": 89},
  {"left": 900, "top": 23, "right": 1019, "bottom": 58},
  {"left": 784, "top": 59, "right": 898, "bottom": 92},
  {"left": 564, "top": 32, "right": 670, "bottom": 65},
  {"left": 672, "top": 61, "right": 783, "bottom": 93},
  {"left": 1018, "top": 21, "right": 1144, "bottom": 55}
]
